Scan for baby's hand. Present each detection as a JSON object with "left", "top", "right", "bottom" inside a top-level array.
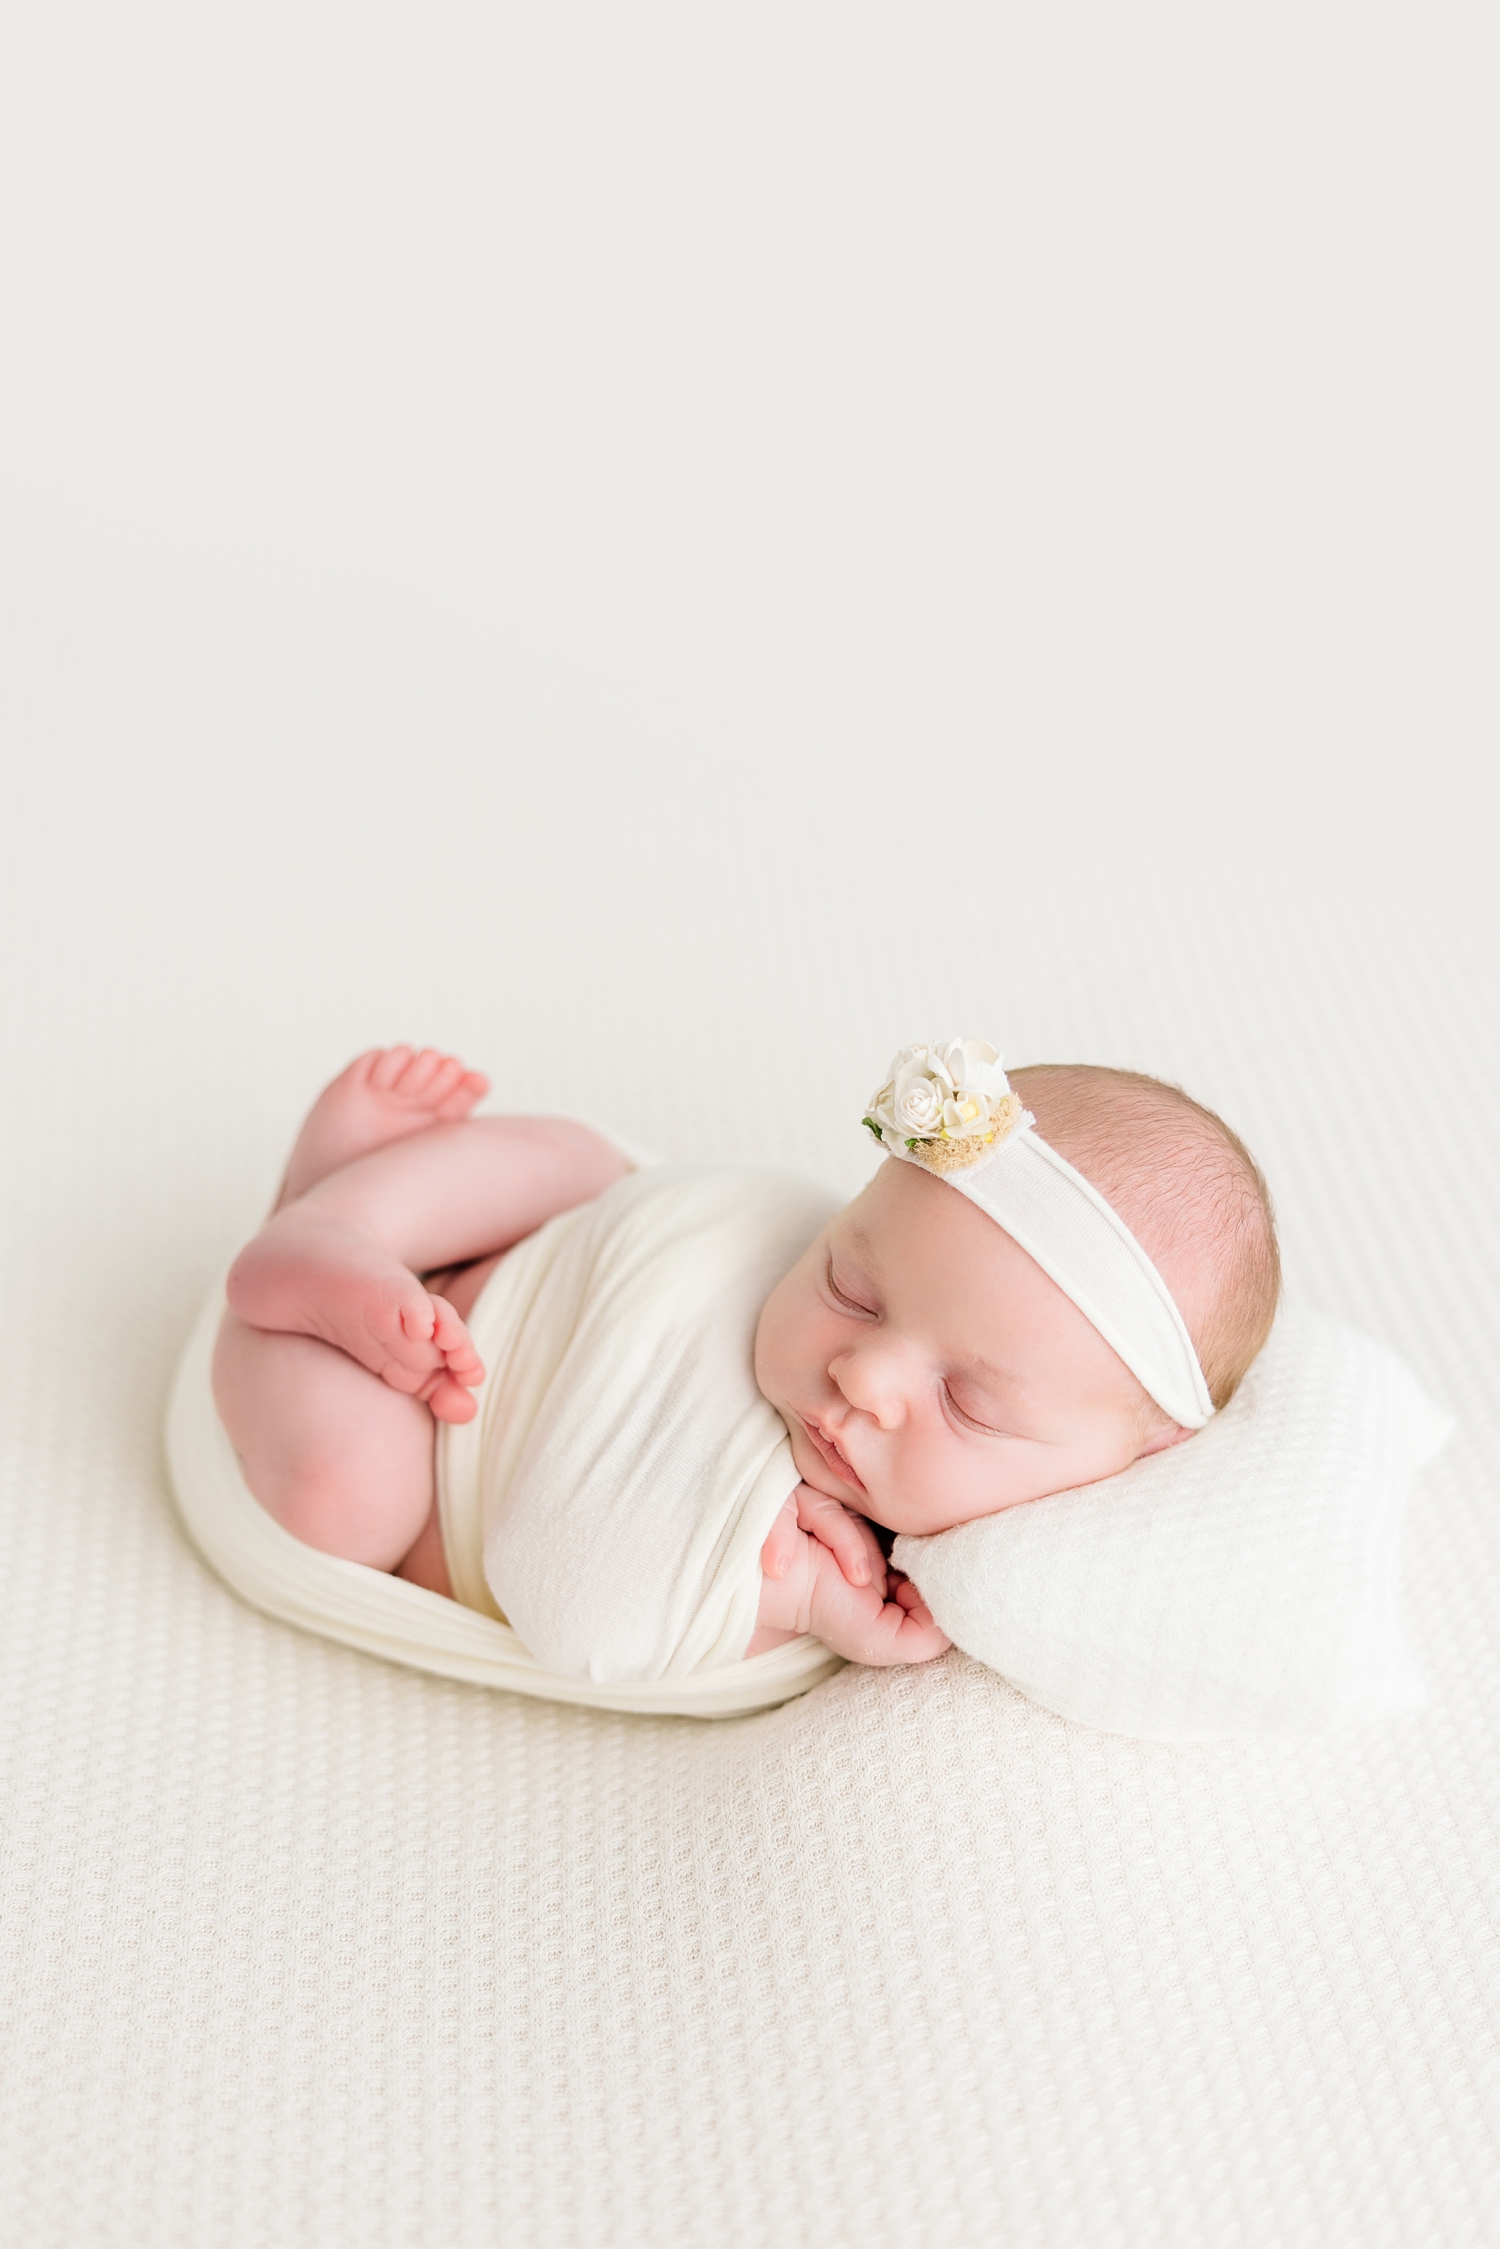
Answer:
[
  {"left": 756, "top": 1502, "right": 950, "bottom": 1669},
  {"left": 761, "top": 1482, "right": 887, "bottom": 1598},
  {"left": 805, "top": 1552, "right": 950, "bottom": 1668}
]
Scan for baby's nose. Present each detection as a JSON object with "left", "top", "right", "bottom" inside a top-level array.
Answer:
[{"left": 829, "top": 1342, "right": 909, "bottom": 1428}]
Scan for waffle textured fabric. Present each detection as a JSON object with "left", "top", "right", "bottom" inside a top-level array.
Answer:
[
  {"left": 899, "top": 1310, "right": 1451, "bottom": 1739},
  {"left": 2, "top": 495, "right": 1497, "bottom": 2249}
]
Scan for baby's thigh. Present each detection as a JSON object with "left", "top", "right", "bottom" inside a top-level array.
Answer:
[{"left": 212, "top": 1312, "right": 437, "bottom": 1571}]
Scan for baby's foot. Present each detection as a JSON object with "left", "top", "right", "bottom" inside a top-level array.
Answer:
[
  {"left": 277, "top": 1047, "right": 490, "bottom": 1207},
  {"left": 226, "top": 1208, "right": 486, "bottom": 1422}
]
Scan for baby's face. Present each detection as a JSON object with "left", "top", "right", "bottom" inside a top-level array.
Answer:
[{"left": 755, "top": 1157, "right": 1183, "bottom": 1537}]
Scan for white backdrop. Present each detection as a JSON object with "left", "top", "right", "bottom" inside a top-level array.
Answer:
[
  {"left": 2, "top": 7, "right": 1498, "bottom": 2246},
  {"left": 2, "top": 1, "right": 1495, "bottom": 859}
]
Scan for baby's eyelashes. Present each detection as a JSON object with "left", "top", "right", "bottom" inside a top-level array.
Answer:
[
  {"left": 941, "top": 1379, "right": 1018, "bottom": 1439},
  {"left": 825, "top": 1256, "right": 878, "bottom": 1318}
]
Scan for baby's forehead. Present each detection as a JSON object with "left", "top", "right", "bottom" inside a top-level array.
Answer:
[
  {"left": 834, "top": 1163, "right": 1026, "bottom": 1289},
  {"left": 829, "top": 1164, "right": 1142, "bottom": 1404}
]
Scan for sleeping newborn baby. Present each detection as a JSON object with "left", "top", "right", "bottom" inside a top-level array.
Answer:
[{"left": 213, "top": 1040, "right": 1279, "bottom": 1682}]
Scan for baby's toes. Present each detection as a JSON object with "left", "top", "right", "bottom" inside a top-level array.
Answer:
[
  {"left": 434, "top": 1067, "right": 489, "bottom": 1120},
  {"left": 375, "top": 1354, "right": 440, "bottom": 1397},
  {"left": 423, "top": 1371, "right": 481, "bottom": 1424},
  {"left": 445, "top": 1342, "right": 486, "bottom": 1387},
  {"left": 361, "top": 1294, "right": 444, "bottom": 1393},
  {"left": 366, "top": 1285, "right": 450, "bottom": 1390},
  {"left": 430, "top": 1296, "right": 485, "bottom": 1386},
  {"left": 397, "top": 1292, "right": 438, "bottom": 1347},
  {"left": 421, "top": 1055, "right": 466, "bottom": 1110},
  {"left": 369, "top": 1045, "right": 416, "bottom": 1090},
  {"left": 393, "top": 1047, "right": 445, "bottom": 1100}
]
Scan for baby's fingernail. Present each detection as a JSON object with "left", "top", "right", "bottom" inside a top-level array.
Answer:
[{"left": 853, "top": 1563, "right": 868, "bottom": 1584}]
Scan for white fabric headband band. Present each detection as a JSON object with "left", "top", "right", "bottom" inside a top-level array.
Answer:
[{"left": 864, "top": 1040, "right": 1215, "bottom": 1431}]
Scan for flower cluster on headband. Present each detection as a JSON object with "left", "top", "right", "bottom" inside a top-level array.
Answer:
[{"left": 863, "top": 1039, "right": 1026, "bottom": 1173}]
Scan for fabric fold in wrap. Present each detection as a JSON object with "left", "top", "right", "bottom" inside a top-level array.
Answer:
[{"left": 442, "top": 1165, "right": 842, "bottom": 1682}]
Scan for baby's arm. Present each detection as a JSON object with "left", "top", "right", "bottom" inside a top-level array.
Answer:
[{"left": 753, "top": 1484, "right": 951, "bottom": 1666}]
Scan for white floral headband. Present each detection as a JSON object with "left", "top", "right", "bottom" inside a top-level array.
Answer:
[{"left": 864, "top": 1040, "right": 1215, "bottom": 1429}]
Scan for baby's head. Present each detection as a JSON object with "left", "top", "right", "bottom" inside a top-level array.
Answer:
[{"left": 754, "top": 1053, "right": 1279, "bottom": 1536}]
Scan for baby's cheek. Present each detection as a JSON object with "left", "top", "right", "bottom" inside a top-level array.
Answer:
[
  {"left": 898, "top": 1430, "right": 954, "bottom": 1510},
  {"left": 751, "top": 1298, "right": 785, "bottom": 1397},
  {"left": 887, "top": 1430, "right": 1001, "bottom": 1535},
  {"left": 754, "top": 1283, "right": 810, "bottom": 1400}
]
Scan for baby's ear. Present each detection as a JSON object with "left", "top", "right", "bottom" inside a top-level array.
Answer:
[{"left": 1137, "top": 1420, "right": 1194, "bottom": 1461}]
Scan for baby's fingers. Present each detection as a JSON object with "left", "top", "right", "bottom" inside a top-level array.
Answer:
[
  {"left": 794, "top": 1485, "right": 885, "bottom": 1593},
  {"left": 760, "top": 1494, "right": 802, "bottom": 1581},
  {"left": 892, "top": 1578, "right": 946, "bottom": 1635},
  {"left": 856, "top": 1585, "right": 951, "bottom": 1665}
]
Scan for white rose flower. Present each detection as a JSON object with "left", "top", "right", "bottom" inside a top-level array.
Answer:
[
  {"left": 865, "top": 1078, "right": 899, "bottom": 1138},
  {"left": 892, "top": 1062, "right": 946, "bottom": 1139},
  {"left": 862, "top": 1036, "right": 1013, "bottom": 1149}
]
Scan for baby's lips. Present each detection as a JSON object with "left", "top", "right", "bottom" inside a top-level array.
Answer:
[{"left": 803, "top": 1413, "right": 866, "bottom": 1492}]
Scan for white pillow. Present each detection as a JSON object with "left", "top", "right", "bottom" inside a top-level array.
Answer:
[{"left": 893, "top": 1310, "right": 1452, "bottom": 1740}]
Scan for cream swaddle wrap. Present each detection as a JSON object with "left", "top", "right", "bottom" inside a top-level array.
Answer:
[
  {"left": 167, "top": 1165, "right": 843, "bottom": 1716},
  {"left": 441, "top": 1164, "right": 841, "bottom": 1681}
]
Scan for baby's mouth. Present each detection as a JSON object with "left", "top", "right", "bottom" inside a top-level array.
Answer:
[{"left": 801, "top": 1414, "right": 865, "bottom": 1493}]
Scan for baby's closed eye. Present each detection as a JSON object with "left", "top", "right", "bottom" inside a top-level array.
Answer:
[
  {"left": 826, "top": 1256, "right": 878, "bottom": 1317},
  {"left": 942, "top": 1381, "right": 1012, "bottom": 1436}
]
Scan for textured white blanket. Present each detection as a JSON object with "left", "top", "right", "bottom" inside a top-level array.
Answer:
[{"left": 4, "top": 487, "right": 1495, "bottom": 2249}]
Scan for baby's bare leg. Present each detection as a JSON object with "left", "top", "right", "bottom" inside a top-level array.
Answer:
[
  {"left": 214, "top": 1315, "right": 441, "bottom": 1573},
  {"left": 226, "top": 1115, "right": 627, "bottom": 1418},
  {"left": 216, "top": 1080, "right": 628, "bottom": 1584}
]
